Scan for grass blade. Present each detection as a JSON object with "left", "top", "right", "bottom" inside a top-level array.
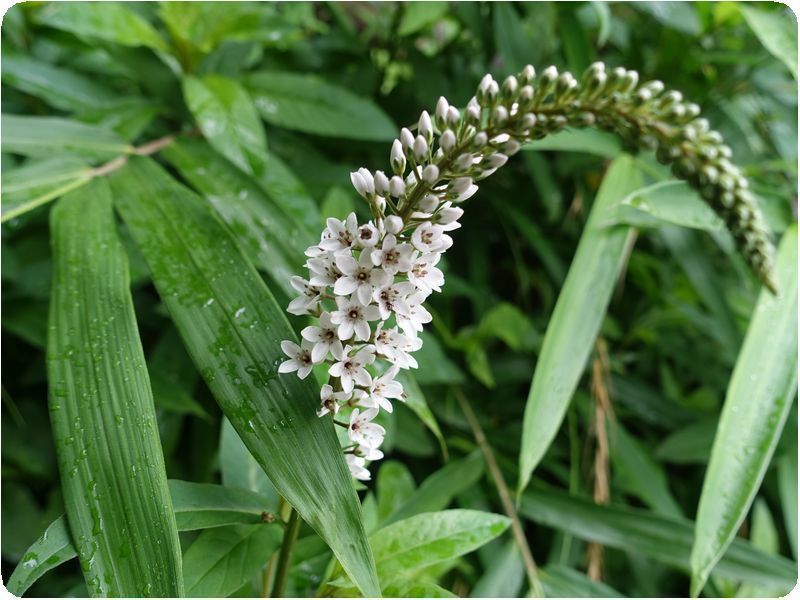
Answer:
[
  {"left": 518, "top": 154, "right": 643, "bottom": 494},
  {"left": 520, "top": 487, "right": 795, "bottom": 590},
  {"left": 47, "top": 179, "right": 182, "bottom": 596},
  {"left": 690, "top": 225, "right": 798, "bottom": 596},
  {"left": 111, "top": 157, "right": 380, "bottom": 597}
]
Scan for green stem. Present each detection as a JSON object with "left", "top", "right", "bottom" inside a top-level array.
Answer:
[{"left": 271, "top": 507, "right": 302, "bottom": 598}]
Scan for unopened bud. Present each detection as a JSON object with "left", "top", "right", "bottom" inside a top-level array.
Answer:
[
  {"left": 389, "top": 175, "right": 406, "bottom": 197},
  {"left": 419, "top": 194, "right": 440, "bottom": 212},
  {"left": 502, "top": 75, "right": 519, "bottom": 99},
  {"left": 400, "top": 127, "right": 415, "bottom": 150},
  {"left": 413, "top": 135, "right": 428, "bottom": 161},
  {"left": 473, "top": 131, "right": 488, "bottom": 148},
  {"left": 503, "top": 139, "right": 521, "bottom": 156},
  {"left": 446, "top": 106, "right": 460, "bottom": 126},
  {"left": 391, "top": 139, "right": 406, "bottom": 174},
  {"left": 384, "top": 215, "right": 403, "bottom": 234},
  {"left": 440, "top": 129, "right": 456, "bottom": 152},
  {"left": 455, "top": 153, "right": 474, "bottom": 171},
  {"left": 484, "top": 153, "right": 508, "bottom": 169},
  {"left": 492, "top": 105, "right": 509, "bottom": 125},
  {"left": 422, "top": 164, "right": 440, "bottom": 184},
  {"left": 466, "top": 97, "right": 481, "bottom": 124},
  {"left": 350, "top": 170, "right": 372, "bottom": 199},
  {"left": 519, "top": 64, "right": 535, "bottom": 85},
  {"left": 373, "top": 170, "right": 389, "bottom": 196},
  {"left": 435, "top": 96, "right": 449, "bottom": 130},
  {"left": 419, "top": 110, "right": 433, "bottom": 143}
]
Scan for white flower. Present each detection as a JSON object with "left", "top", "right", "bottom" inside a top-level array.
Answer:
[
  {"left": 437, "top": 203, "right": 464, "bottom": 231},
  {"left": 319, "top": 214, "right": 358, "bottom": 252},
  {"left": 371, "top": 234, "right": 414, "bottom": 275},
  {"left": 287, "top": 276, "right": 322, "bottom": 315},
  {"left": 411, "top": 222, "right": 451, "bottom": 253},
  {"left": 363, "top": 366, "right": 403, "bottom": 413},
  {"left": 355, "top": 223, "right": 379, "bottom": 248},
  {"left": 346, "top": 454, "right": 370, "bottom": 480},
  {"left": 278, "top": 340, "right": 315, "bottom": 379},
  {"left": 350, "top": 170, "right": 372, "bottom": 199},
  {"left": 330, "top": 295, "right": 381, "bottom": 341},
  {"left": 396, "top": 291, "right": 433, "bottom": 336},
  {"left": 334, "top": 251, "right": 390, "bottom": 305},
  {"left": 408, "top": 252, "right": 445, "bottom": 294},
  {"left": 301, "top": 312, "right": 342, "bottom": 363},
  {"left": 329, "top": 344, "right": 375, "bottom": 393},
  {"left": 317, "top": 384, "right": 350, "bottom": 417},
  {"left": 348, "top": 407, "right": 385, "bottom": 448},
  {"left": 373, "top": 281, "right": 415, "bottom": 320},
  {"left": 306, "top": 253, "right": 341, "bottom": 288},
  {"left": 358, "top": 445, "right": 384, "bottom": 461}
]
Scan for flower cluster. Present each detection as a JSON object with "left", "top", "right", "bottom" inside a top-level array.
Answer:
[{"left": 280, "top": 62, "right": 777, "bottom": 481}]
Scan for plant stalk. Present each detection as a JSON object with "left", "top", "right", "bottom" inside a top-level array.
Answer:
[
  {"left": 454, "top": 387, "right": 545, "bottom": 598},
  {"left": 270, "top": 507, "right": 301, "bottom": 598}
]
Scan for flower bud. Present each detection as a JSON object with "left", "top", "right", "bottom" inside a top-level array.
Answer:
[
  {"left": 477, "top": 74, "right": 495, "bottom": 106},
  {"left": 438, "top": 205, "right": 464, "bottom": 224},
  {"left": 391, "top": 139, "right": 406, "bottom": 175},
  {"left": 453, "top": 183, "right": 478, "bottom": 202},
  {"left": 484, "top": 153, "right": 508, "bottom": 169},
  {"left": 492, "top": 105, "right": 509, "bottom": 125},
  {"left": 350, "top": 170, "right": 373, "bottom": 199},
  {"left": 419, "top": 110, "right": 433, "bottom": 143},
  {"left": 422, "top": 164, "right": 440, "bottom": 184},
  {"left": 413, "top": 135, "right": 428, "bottom": 161},
  {"left": 400, "top": 127, "right": 415, "bottom": 150},
  {"left": 384, "top": 215, "right": 403, "bottom": 234},
  {"left": 389, "top": 175, "right": 406, "bottom": 197},
  {"left": 449, "top": 177, "right": 473, "bottom": 196},
  {"left": 440, "top": 129, "right": 456, "bottom": 152},
  {"left": 519, "top": 64, "right": 535, "bottom": 85},
  {"left": 472, "top": 131, "right": 488, "bottom": 149},
  {"left": 466, "top": 97, "right": 481, "bottom": 124},
  {"left": 419, "top": 194, "right": 439, "bottom": 212},
  {"left": 503, "top": 139, "right": 521, "bottom": 156},
  {"left": 520, "top": 113, "right": 537, "bottom": 129},
  {"left": 373, "top": 170, "right": 389, "bottom": 196},
  {"left": 620, "top": 70, "right": 639, "bottom": 94},
  {"left": 539, "top": 65, "right": 558, "bottom": 91},
  {"left": 518, "top": 85, "right": 534, "bottom": 106},
  {"left": 435, "top": 96, "right": 449, "bottom": 130},
  {"left": 455, "top": 153, "right": 474, "bottom": 171},
  {"left": 446, "top": 106, "right": 460, "bottom": 126},
  {"left": 502, "top": 75, "right": 519, "bottom": 99}
]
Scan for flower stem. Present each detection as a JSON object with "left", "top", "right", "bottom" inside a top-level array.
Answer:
[
  {"left": 453, "top": 386, "right": 544, "bottom": 598},
  {"left": 270, "top": 507, "right": 302, "bottom": 598}
]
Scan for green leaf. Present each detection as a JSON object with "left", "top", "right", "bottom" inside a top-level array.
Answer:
[
  {"left": 2, "top": 156, "right": 94, "bottom": 223},
  {"left": 110, "top": 157, "right": 379, "bottom": 597},
  {"left": 520, "top": 487, "right": 796, "bottom": 590},
  {"left": 381, "top": 578, "right": 457, "bottom": 598},
  {"left": 2, "top": 54, "right": 121, "bottom": 112},
  {"left": 524, "top": 128, "right": 621, "bottom": 158},
  {"left": 161, "top": 139, "right": 310, "bottom": 297},
  {"left": 2, "top": 115, "right": 132, "bottom": 160},
  {"left": 540, "top": 565, "right": 624, "bottom": 597},
  {"left": 370, "top": 510, "right": 510, "bottom": 578},
  {"left": 493, "top": 3, "right": 536, "bottom": 73},
  {"left": 471, "top": 539, "right": 524, "bottom": 598},
  {"left": 183, "top": 74, "right": 268, "bottom": 176},
  {"left": 169, "top": 480, "right": 278, "bottom": 530},
  {"left": 633, "top": 1, "right": 701, "bottom": 35},
  {"left": 34, "top": 2, "right": 168, "bottom": 52},
  {"left": 147, "top": 329, "right": 208, "bottom": 418},
  {"left": 395, "top": 370, "right": 447, "bottom": 456},
  {"left": 609, "top": 420, "right": 683, "bottom": 517},
  {"left": 690, "top": 225, "right": 798, "bottom": 596},
  {"left": 255, "top": 152, "right": 320, "bottom": 235},
  {"left": 603, "top": 180, "right": 724, "bottom": 232},
  {"left": 519, "top": 155, "right": 643, "bottom": 493},
  {"left": 7, "top": 516, "right": 76, "bottom": 597},
  {"left": 740, "top": 5, "right": 798, "bottom": 79},
  {"left": 8, "top": 481, "right": 277, "bottom": 595},
  {"left": 47, "top": 179, "right": 182, "bottom": 596},
  {"left": 219, "top": 417, "right": 279, "bottom": 510},
  {"left": 385, "top": 451, "right": 484, "bottom": 525},
  {"left": 777, "top": 437, "right": 798, "bottom": 558},
  {"left": 183, "top": 524, "right": 282, "bottom": 598},
  {"left": 376, "top": 461, "right": 417, "bottom": 524},
  {"left": 398, "top": 2, "right": 449, "bottom": 36},
  {"left": 656, "top": 416, "right": 718, "bottom": 464},
  {"left": 245, "top": 71, "right": 396, "bottom": 141}
]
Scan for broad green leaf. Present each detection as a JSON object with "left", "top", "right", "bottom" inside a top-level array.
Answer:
[
  {"left": 540, "top": 565, "right": 623, "bottom": 597},
  {"left": 47, "top": 179, "right": 182, "bottom": 596},
  {"left": 34, "top": 2, "right": 168, "bottom": 52},
  {"left": 493, "top": 3, "right": 537, "bottom": 73},
  {"left": 395, "top": 370, "right": 447, "bottom": 456},
  {"left": 7, "top": 516, "right": 76, "bottom": 597},
  {"left": 161, "top": 139, "right": 310, "bottom": 297},
  {"left": 381, "top": 578, "right": 457, "bottom": 598},
  {"left": 255, "top": 152, "right": 320, "bottom": 235},
  {"left": 169, "top": 480, "right": 278, "bottom": 531},
  {"left": 740, "top": 5, "right": 798, "bottom": 79},
  {"left": 385, "top": 451, "right": 484, "bottom": 525},
  {"left": 111, "top": 157, "right": 379, "bottom": 597},
  {"left": 520, "top": 487, "right": 796, "bottom": 590},
  {"left": 399, "top": 2, "right": 449, "bottom": 36},
  {"left": 245, "top": 71, "right": 396, "bottom": 141},
  {"left": 183, "top": 74, "right": 268, "bottom": 176},
  {"left": 219, "top": 417, "right": 279, "bottom": 509},
  {"left": 470, "top": 539, "right": 524, "bottom": 598},
  {"left": 519, "top": 155, "right": 643, "bottom": 493},
  {"left": 372, "top": 510, "right": 509, "bottom": 578},
  {"left": 2, "top": 115, "right": 132, "bottom": 160},
  {"left": 690, "top": 225, "right": 798, "bottom": 596},
  {"left": 603, "top": 180, "right": 724, "bottom": 232},
  {"left": 2, "top": 54, "right": 121, "bottom": 112},
  {"left": 183, "top": 524, "right": 282, "bottom": 598},
  {"left": 633, "top": 1, "right": 701, "bottom": 35},
  {"left": 524, "top": 128, "right": 621, "bottom": 158},
  {"left": 376, "top": 461, "right": 417, "bottom": 523},
  {"left": 1, "top": 156, "right": 93, "bottom": 223},
  {"left": 609, "top": 420, "right": 683, "bottom": 517},
  {"left": 76, "top": 99, "right": 160, "bottom": 143},
  {"left": 656, "top": 416, "right": 718, "bottom": 464},
  {"left": 320, "top": 186, "right": 356, "bottom": 222}
]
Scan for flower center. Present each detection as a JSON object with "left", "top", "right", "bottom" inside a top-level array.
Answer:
[{"left": 348, "top": 309, "right": 360, "bottom": 319}]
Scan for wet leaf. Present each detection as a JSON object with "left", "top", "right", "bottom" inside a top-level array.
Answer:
[{"left": 2, "top": 115, "right": 131, "bottom": 160}]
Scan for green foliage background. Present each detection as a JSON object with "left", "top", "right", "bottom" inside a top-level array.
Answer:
[{"left": 1, "top": 2, "right": 797, "bottom": 598}]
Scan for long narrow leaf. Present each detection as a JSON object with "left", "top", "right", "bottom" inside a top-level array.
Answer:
[
  {"left": 690, "top": 225, "right": 798, "bottom": 596},
  {"left": 520, "top": 487, "right": 795, "bottom": 590},
  {"left": 2, "top": 114, "right": 132, "bottom": 159},
  {"left": 47, "top": 179, "right": 182, "bottom": 596},
  {"left": 110, "top": 157, "right": 380, "bottom": 597},
  {"left": 518, "top": 154, "right": 643, "bottom": 493}
]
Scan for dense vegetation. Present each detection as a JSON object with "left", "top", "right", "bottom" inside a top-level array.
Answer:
[{"left": 1, "top": 2, "right": 797, "bottom": 598}]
